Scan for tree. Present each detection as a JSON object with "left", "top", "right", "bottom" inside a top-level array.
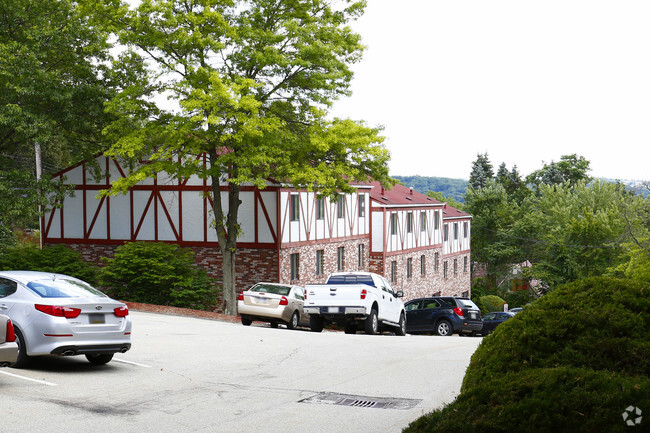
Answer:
[
  {"left": 0, "top": 0, "right": 116, "bottom": 240},
  {"left": 464, "top": 181, "right": 520, "bottom": 288},
  {"left": 103, "top": 0, "right": 393, "bottom": 314},
  {"left": 468, "top": 152, "right": 494, "bottom": 189},
  {"left": 526, "top": 154, "right": 592, "bottom": 194},
  {"left": 517, "top": 180, "right": 629, "bottom": 288}
]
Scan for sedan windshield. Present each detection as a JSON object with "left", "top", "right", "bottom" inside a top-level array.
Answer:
[
  {"left": 249, "top": 284, "right": 291, "bottom": 296},
  {"left": 26, "top": 278, "right": 107, "bottom": 298}
]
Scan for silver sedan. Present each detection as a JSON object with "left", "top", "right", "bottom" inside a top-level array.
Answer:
[
  {"left": 0, "top": 271, "right": 132, "bottom": 367},
  {"left": 237, "top": 282, "right": 309, "bottom": 329}
]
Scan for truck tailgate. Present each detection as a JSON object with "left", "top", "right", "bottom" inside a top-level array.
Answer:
[{"left": 305, "top": 285, "right": 366, "bottom": 307}]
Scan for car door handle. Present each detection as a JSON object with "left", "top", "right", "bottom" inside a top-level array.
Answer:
[{"left": 0, "top": 304, "right": 7, "bottom": 310}]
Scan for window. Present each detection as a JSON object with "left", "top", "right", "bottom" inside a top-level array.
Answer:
[
  {"left": 391, "top": 213, "right": 398, "bottom": 235},
  {"left": 316, "top": 197, "right": 325, "bottom": 220},
  {"left": 0, "top": 278, "right": 17, "bottom": 298},
  {"left": 290, "top": 194, "right": 299, "bottom": 221},
  {"left": 463, "top": 256, "right": 468, "bottom": 272},
  {"left": 443, "top": 261, "right": 448, "bottom": 279},
  {"left": 434, "top": 210, "right": 440, "bottom": 230},
  {"left": 337, "top": 247, "right": 345, "bottom": 271},
  {"left": 290, "top": 253, "right": 299, "bottom": 280},
  {"left": 434, "top": 252, "right": 439, "bottom": 272},
  {"left": 358, "top": 195, "right": 365, "bottom": 217},
  {"left": 464, "top": 221, "right": 469, "bottom": 238},
  {"left": 420, "top": 211, "right": 426, "bottom": 232},
  {"left": 407, "top": 258, "right": 412, "bottom": 278},
  {"left": 454, "top": 222, "right": 459, "bottom": 240},
  {"left": 407, "top": 212, "right": 413, "bottom": 233},
  {"left": 420, "top": 255, "right": 426, "bottom": 276},
  {"left": 316, "top": 250, "right": 324, "bottom": 276},
  {"left": 390, "top": 261, "right": 397, "bottom": 283},
  {"left": 358, "top": 244, "right": 364, "bottom": 269},
  {"left": 454, "top": 258, "right": 458, "bottom": 275},
  {"left": 337, "top": 195, "right": 345, "bottom": 219},
  {"left": 444, "top": 224, "right": 448, "bottom": 241}
]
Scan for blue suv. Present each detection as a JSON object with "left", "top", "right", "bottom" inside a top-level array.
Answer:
[{"left": 404, "top": 297, "right": 483, "bottom": 336}]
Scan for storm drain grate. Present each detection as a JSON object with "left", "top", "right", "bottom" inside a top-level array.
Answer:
[{"left": 299, "top": 392, "right": 421, "bottom": 410}]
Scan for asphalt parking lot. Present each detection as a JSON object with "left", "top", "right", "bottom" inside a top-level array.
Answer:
[{"left": 1, "top": 311, "right": 482, "bottom": 433}]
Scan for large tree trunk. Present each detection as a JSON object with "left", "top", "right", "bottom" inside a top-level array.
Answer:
[{"left": 209, "top": 150, "right": 242, "bottom": 315}]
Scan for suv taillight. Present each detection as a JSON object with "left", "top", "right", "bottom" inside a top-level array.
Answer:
[
  {"left": 5, "top": 319, "right": 15, "bottom": 343},
  {"left": 114, "top": 306, "right": 129, "bottom": 317},
  {"left": 35, "top": 304, "right": 81, "bottom": 319},
  {"left": 453, "top": 307, "right": 464, "bottom": 317},
  {"left": 279, "top": 296, "right": 288, "bottom": 306},
  {"left": 361, "top": 289, "right": 367, "bottom": 300}
]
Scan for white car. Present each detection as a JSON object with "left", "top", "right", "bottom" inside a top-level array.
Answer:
[
  {"left": 237, "top": 282, "right": 309, "bottom": 329},
  {"left": 0, "top": 271, "right": 132, "bottom": 367}
]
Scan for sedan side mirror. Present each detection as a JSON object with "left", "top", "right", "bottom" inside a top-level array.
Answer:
[{"left": 395, "top": 291, "right": 404, "bottom": 298}]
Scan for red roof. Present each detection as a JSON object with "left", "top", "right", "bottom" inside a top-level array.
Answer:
[{"left": 360, "top": 181, "right": 471, "bottom": 219}]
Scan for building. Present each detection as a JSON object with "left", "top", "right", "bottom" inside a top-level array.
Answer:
[{"left": 42, "top": 154, "right": 472, "bottom": 300}]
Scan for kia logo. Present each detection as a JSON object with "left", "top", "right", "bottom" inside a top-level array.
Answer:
[{"left": 95, "top": 306, "right": 103, "bottom": 310}]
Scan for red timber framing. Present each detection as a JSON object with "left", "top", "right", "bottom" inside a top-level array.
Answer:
[{"left": 42, "top": 155, "right": 279, "bottom": 250}]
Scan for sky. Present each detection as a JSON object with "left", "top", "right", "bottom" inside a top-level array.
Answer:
[{"left": 329, "top": 0, "right": 650, "bottom": 181}]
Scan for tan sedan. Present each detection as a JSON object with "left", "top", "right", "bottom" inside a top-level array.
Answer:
[{"left": 237, "top": 283, "right": 309, "bottom": 329}]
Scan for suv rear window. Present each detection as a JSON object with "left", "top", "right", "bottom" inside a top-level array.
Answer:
[{"left": 457, "top": 299, "right": 480, "bottom": 310}]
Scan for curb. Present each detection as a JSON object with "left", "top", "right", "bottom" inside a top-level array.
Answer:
[{"left": 124, "top": 301, "right": 240, "bottom": 323}]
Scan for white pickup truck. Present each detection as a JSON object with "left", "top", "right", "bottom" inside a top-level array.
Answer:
[{"left": 303, "top": 272, "right": 406, "bottom": 335}]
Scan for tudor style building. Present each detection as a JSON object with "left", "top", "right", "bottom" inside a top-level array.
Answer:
[{"left": 42, "top": 155, "right": 472, "bottom": 300}]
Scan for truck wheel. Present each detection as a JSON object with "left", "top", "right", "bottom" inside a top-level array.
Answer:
[
  {"left": 364, "top": 309, "right": 379, "bottom": 335},
  {"left": 395, "top": 313, "right": 406, "bottom": 336},
  {"left": 344, "top": 322, "right": 357, "bottom": 334},
  {"left": 309, "top": 315, "right": 324, "bottom": 333}
]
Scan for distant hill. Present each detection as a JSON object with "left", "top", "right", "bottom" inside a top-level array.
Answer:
[{"left": 393, "top": 175, "right": 468, "bottom": 203}]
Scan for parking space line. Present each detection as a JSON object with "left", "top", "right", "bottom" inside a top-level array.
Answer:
[
  {"left": 0, "top": 370, "right": 57, "bottom": 386},
  {"left": 113, "top": 358, "right": 152, "bottom": 368}
]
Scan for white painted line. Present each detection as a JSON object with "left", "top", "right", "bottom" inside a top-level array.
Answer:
[
  {"left": 112, "top": 358, "right": 152, "bottom": 368},
  {"left": 0, "top": 370, "right": 57, "bottom": 386}
]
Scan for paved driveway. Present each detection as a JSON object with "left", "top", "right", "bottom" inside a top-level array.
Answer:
[{"left": 1, "top": 311, "right": 482, "bottom": 433}]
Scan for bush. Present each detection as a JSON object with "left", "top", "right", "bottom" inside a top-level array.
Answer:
[
  {"left": 0, "top": 243, "right": 98, "bottom": 283},
  {"left": 478, "top": 294, "right": 505, "bottom": 313},
  {"left": 404, "top": 277, "right": 650, "bottom": 433},
  {"left": 98, "top": 241, "right": 219, "bottom": 310}
]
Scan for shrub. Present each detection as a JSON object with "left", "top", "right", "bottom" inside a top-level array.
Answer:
[
  {"left": 0, "top": 243, "right": 98, "bottom": 283},
  {"left": 478, "top": 294, "right": 505, "bottom": 313},
  {"left": 404, "top": 277, "right": 650, "bottom": 433},
  {"left": 98, "top": 241, "right": 219, "bottom": 310}
]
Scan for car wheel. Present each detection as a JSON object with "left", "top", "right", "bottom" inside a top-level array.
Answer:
[
  {"left": 86, "top": 354, "right": 114, "bottom": 365},
  {"left": 287, "top": 311, "right": 299, "bottom": 330},
  {"left": 10, "top": 327, "right": 30, "bottom": 369},
  {"left": 364, "top": 309, "right": 379, "bottom": 335},
  {"left": 309, "top": 315, "right": 324, "bottom": 333},
  {"left": 241, "top": 317, "right": 252, "bottom": 326},
  {"left": 395, "top": 313, "right": 406, "bottom": 336},
  {"left": 344, "top": 322, "right": 357, "bottom": 334},
  {"left": 435, "top": 320, "right": 452, "bottom": 336}
]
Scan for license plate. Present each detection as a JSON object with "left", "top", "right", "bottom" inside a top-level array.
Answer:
[
  {"left": 328, "top": 307, "right": 339, "bottom": 313},
  {"left": 89, "top": 313, "right": 105, "bottom": 324}
]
